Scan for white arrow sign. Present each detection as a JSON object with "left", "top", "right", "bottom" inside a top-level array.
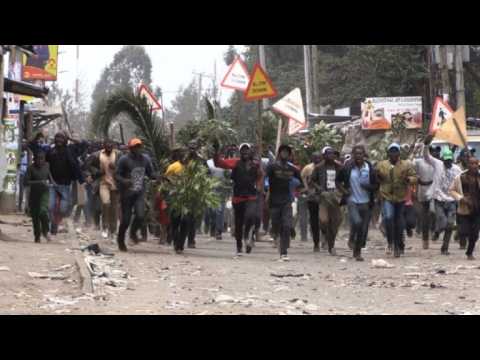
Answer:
[
  {"left": 220, "top": 56, "right": 250, "bottom": 91},
  {"left": 272, "top": 88, "right": 305, "bottom": 124}
]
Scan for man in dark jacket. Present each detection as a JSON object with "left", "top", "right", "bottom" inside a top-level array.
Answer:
[
  {"left": 266, "top": 144, "right": 301, "bottom": 261},
  {"left": 336, "top": 145, "right": 379, "bottom": 261},
  {"left": 29, "top": 132, "right": 88, "bottom": 235},
  {"left": 115, "top": 138, "right": 155, "bottom": 252}
]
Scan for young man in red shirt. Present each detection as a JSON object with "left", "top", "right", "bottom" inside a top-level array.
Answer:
[{"left": 214, "top": 143, "right": 263, "bottom": 256}]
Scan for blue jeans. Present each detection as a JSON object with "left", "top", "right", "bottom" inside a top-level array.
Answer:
[
  {"left": 348, "top": 202, "right": 371, "bottom": 250},
  {"left": 382, "top": 200, "right": 405, "bottom": 250},
  {"left": 206, "top": 193, "right": 226, "bottom": 235},
  {"left": 49, "top": 184, "right": 72, "bottom": 232}
]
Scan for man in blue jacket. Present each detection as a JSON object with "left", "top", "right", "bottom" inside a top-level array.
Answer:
[{"left": 336, "top": 145, "right": 379, "bottom": 261}]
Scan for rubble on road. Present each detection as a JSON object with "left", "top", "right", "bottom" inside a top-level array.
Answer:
[
  {"left": 27, "top": 272, "right": 68, "bottom": 280},
  {"left": 371, "top": 259, "right": 395, "bottom": 268}
]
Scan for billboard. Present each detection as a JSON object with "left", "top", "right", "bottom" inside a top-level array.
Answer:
[
  {"left": 22, "top": 45, "right": 58, "bottom": 81},
  {"left": 361, "top": 97, "right": 423, "bottom": 130}
]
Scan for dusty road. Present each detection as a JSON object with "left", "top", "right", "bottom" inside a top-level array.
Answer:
[{"left": 1, "top": 214, "right": 480, "bottom": 315}]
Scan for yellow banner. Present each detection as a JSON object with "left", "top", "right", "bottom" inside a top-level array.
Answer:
[{"left": 22, "top": 45, "right": 58, "bottom": 81}]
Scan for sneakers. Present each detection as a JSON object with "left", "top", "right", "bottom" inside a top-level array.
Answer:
[
  {"left": 321, "top": 242, "right": 327, "bottom": 250},
  {"left": 279, "top": 255, "right": 290, "bottom": 262},
  {"left": 355, "top": 255, "right": 364, "bottom": 262},
  {"left": 313, "top": 245, "right": 320, "bottom": 253},
  {"left": 118, "top": 242, "right": 128, "bottom": 252},
  {"left": 467, "top": 255, "right": 475, "bottom": 261},
  {"left": 422, "top": 240, "right": 429, "bottom": 250},
  {"left": 441, "top": 249, "right": 450, "bottom": 256},
  {"left": 34, "top": 237, "right": 41, "bottom": 243},
  {"left": 187, "top": 243, "right": 196, "bottom": 249},
  {"left": 44, "top": 234, "right": 52, "bottom": 242},
  {"left": 101, "top": 231, "right": 108, "bottom": 240},
  {"left": 393, "top": 248, "right": 401, "bottom": 258},
  {"left": 385, "top": 244, "right": 392, "bottom": 255},
  {"left": 329, "top": 248, "right": 337, "bottom": 256}
]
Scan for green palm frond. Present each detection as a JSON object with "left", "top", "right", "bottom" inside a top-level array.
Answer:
[{"left": 90, "top": 88, "right": 169, "bottom": 169}]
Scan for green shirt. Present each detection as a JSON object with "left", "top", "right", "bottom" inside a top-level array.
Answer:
[{"left": 376, "top": 159, "right": 417, "bottom": 202}]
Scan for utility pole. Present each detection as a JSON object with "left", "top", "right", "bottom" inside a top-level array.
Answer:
[
  {"left": 197, "top": 73, "right": 203, "bottom": 120},
  {"left": 259, "top": 45, "right": 268, "bottom": 110},
  {"left": 439, "top": 45, "right": 451, "bottom": 102},
  {"left": 303, "top": 45, "right": 312, "bottom": 121},
  {"left": 0, "top": 47, "right": 4, "bottom": 122},
  {"left": 75, "top": 45, "right": 80, "bottom": 104},
  {"left": 311, "top": 45, "right": 319, "bottom": 114},
  {"left": 256, "top": 45, "right": 264, "bottom": 158},
  {"left": 455, "top": 45, "right": 466, "bottom": 111}
]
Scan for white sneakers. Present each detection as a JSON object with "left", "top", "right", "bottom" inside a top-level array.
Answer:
[
  {"left": 102, "top": 231, "right": 108, "bottom": 239},
  {"left": 279, "top": 255, "right": 290, "bottom": 262}
]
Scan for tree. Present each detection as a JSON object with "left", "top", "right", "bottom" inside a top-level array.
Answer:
[
  {"left": 170, "top": 79, "right": 202, "bottom": 130},
  {"left": 224, "top": 45, "right": 238, "bottom": 66},
  {"left": 90, "top": 46, "right": 153, "bottom": 115}
]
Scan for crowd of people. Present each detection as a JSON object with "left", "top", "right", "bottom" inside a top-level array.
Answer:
[{"left": 19, "top": 130, "right": 480, "bottom": 263}]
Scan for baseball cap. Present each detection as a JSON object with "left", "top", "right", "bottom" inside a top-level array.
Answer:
[
  {"left": 128, "top": 138, "right": 143, "bottom": 148},
  {"left": 441, "top": 148, "right": 454, "bottom": 160},
  {"left": 239, "top": 143, "right": 251, "bottom": 151},
  {"left": 388, "top": 143, "right": 401, "bottom": 152},
  {"left": 322, "top": 146, "right": 334, "bottom": 155}
]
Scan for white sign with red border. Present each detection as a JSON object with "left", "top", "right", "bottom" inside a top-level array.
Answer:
[
  {"left": 272, "top": 88, "right": 305, "bottom": 125},
  {"left": 139, "top": 84, "right": 162, "bottom": 112},
  {"left": 220, "top": 56, "right": 250, "bottom": 92}
]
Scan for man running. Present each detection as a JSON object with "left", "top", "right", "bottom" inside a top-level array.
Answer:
[
  {"left": 86, "top": 139, "right": 121, "bottom": 242},
  {"left": 376, "top": 143, "right": 417, "bottom": 258},
  {"left": 301, "top": 152, "right": 322, "bottom": 251},
  {"left": 414, "top": 144, "right": 436, "bottom": 249},
  {"left": 214, "top": 143, "right": 263, "bottom": 256},
  {"left": 115, "top": 138, "right": 155, "bottom": 252},
  {"left": 310, "top": 147, "right": 344, "bottom": 256},
  {"left": 337, "top": 145, "right": 378, "bottom": 261},
  {"left": 29, "top": 132, "right": 88, "bottom": 235},
  {"left": 424, "top": 135, "right": 461, "bottom": 255},
  {"left": 266, "top": 145, "right": 301, "bottom": 261},
  {"left": 450, "top": 155, "right": 480, "bottom": 260}
]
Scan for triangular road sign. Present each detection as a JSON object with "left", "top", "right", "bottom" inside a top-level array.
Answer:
[
  {"left": 220, "top": 56, "right": 250, "bottom": 92},
  {"left": 288, "top": 118, "right": 307, "bottom": 136},
  {"left": 244, "top": 63, "right": 278, "bottom": 101},
  {"left": 435, "top": 106, "right": 467, "bottom": 147},
  {"left": 429, "top": 97, "right": 453, "bottom": 134},
  {"left": 139, "top": 84, "right": 162, "bottom": 112},
  {"left": 272, "top": 88, "right": 305, "bottom": 124}
]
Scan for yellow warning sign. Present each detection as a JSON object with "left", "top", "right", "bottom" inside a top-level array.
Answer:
[{"left": 244, "top": 63, "right": 278, "bottom": 101}]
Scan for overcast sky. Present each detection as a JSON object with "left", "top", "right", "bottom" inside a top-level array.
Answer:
[{"left": 55, "top": 45, "right": 245, "bottom": 110}]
